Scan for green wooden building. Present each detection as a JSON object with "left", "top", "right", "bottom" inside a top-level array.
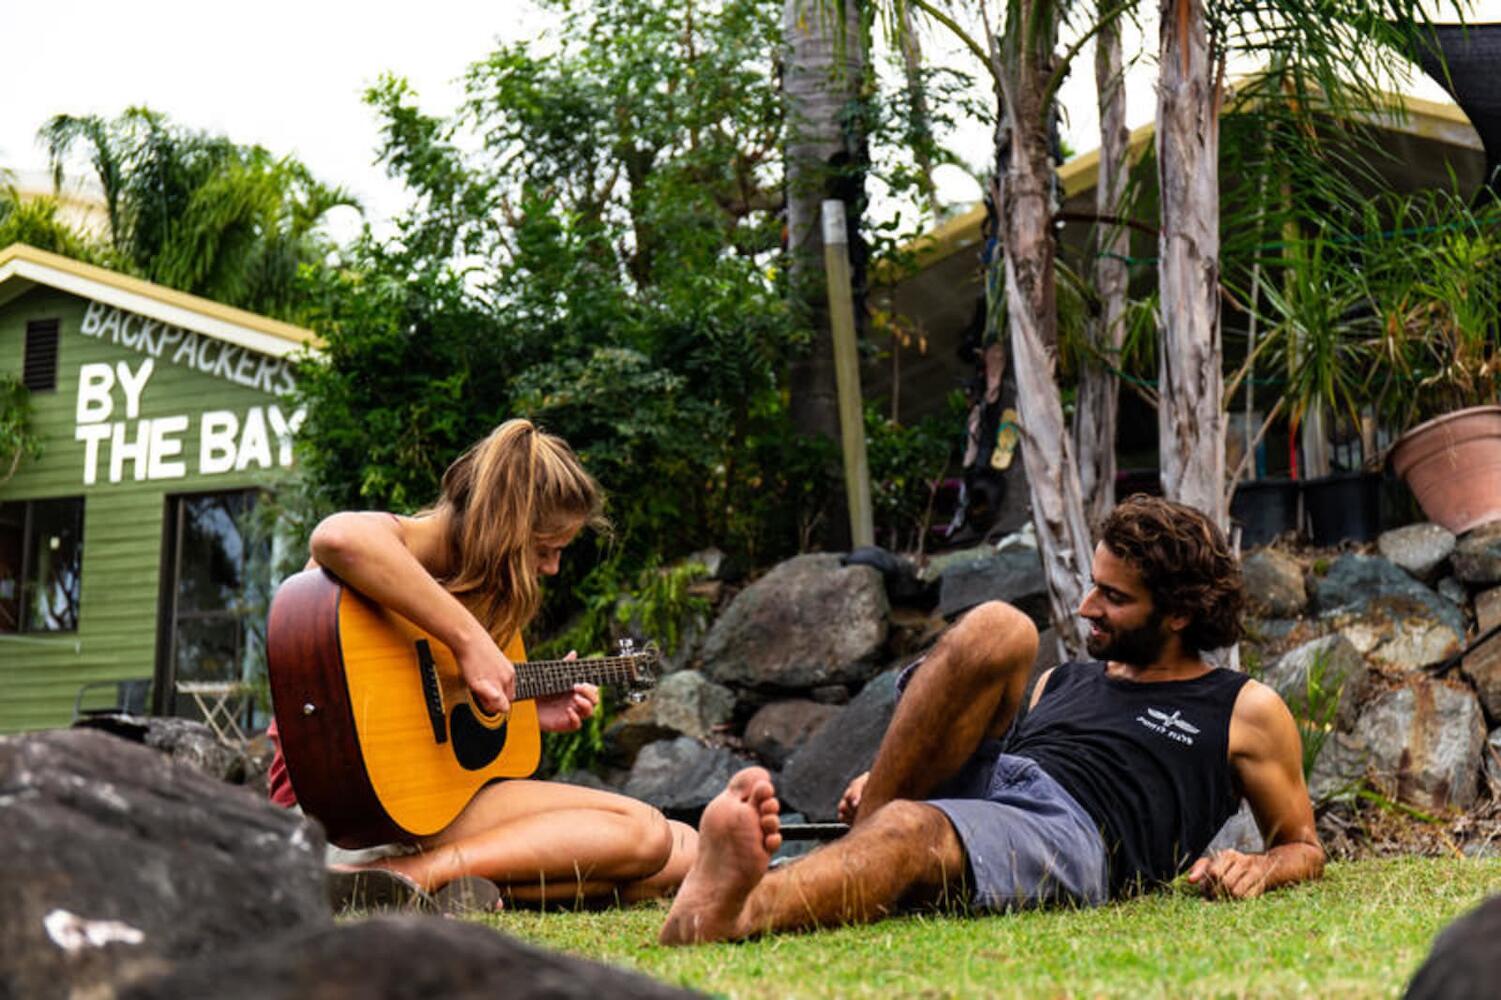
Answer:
[{"left": 0, "top": 243, "right": 318, "bottom": 733}]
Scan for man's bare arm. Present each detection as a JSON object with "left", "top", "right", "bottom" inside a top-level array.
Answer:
[{"left": 1188, "top": 680, "right": 1325, "bottom": 900}]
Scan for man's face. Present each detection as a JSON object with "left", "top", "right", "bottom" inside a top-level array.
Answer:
[{"left": 1077, "top": 543, "right": 1173, "bottom": 666}]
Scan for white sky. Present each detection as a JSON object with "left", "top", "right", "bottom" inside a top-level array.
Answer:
[{"left": 3, "top": 0, "right": 1495, "bottom": 239}]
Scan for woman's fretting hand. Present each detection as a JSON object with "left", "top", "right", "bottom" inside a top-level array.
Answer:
[
  {"left": 457, "top": 632, "right": 516, "bottom": 716},
  {"left": 537, "top": 652, "right": 600, "bottom": 732}
]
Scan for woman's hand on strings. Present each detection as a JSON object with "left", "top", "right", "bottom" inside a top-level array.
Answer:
[{"left": 537, "top": 652, "right": 600, "bottom": 732}]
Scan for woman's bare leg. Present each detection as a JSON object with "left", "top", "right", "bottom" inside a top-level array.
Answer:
[
  {"left": 503, "top": 820, "right": 698, "bottom": 907},
  {"left": 370, "top": 780, "right": 674, "bottom": 893}
]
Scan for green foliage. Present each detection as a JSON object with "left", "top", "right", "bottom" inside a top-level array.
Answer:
[
  {"left": 863, "top": 399, "right": 958, "bottom": 553},
  {"left": 41, "top": 107, "right": 353, "bottom": 320},
  {"left": 0, "top": 375, "right": 41, "bottom": 485},
  {"left": 294, "top": 0, "right": 847, "bottom": 603},
  {"left": 1296, "top": 647, "right": 1344, "bottom": 784},
  {"left": 0, "top": 186, "right": 96, "bottom": 260}
]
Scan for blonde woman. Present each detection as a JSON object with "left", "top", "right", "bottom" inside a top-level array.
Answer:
[{"left": 265, "top": 419, "right": 696, "bottom": 911}]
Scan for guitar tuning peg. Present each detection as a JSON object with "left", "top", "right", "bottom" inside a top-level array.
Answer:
[
  {"left": 617, "top": 638, "right": 636, "bottom": 656},
  {"left": 626, "top": 690, "right": 649, "bottom": 704}
]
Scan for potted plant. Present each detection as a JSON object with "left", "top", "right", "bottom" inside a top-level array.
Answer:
[{"left": 1363, "top": 190, "right": 1501, "bottom": 535}]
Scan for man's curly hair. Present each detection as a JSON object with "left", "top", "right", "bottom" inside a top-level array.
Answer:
[{"left": 1099, "top": 494, "right": 1246, "bottom": 654}]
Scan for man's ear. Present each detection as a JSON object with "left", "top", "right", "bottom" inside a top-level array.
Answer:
[{"left": 1165, "top": 612, "right": 1192, "bottom": 635}]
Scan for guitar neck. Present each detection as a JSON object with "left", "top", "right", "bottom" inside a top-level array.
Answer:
[{"left": 514, "top": 656, "right": 642, "bottom": 700}]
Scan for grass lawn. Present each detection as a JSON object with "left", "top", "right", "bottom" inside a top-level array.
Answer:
[{"left": 481, "top": 858, "right": 1500, "bottom": 998}]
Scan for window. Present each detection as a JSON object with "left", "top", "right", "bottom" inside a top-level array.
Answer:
[
  {"left": 23, "top": 319, "right": 60, "bottom": 392},
  {"left": 0, "top": 497, "right": 86, "bottom": 633},
  {"left": 157, "top": 490, "right": 271, "bottom": 712}
]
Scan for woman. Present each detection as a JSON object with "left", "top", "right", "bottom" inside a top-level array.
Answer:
[{"left": 265, "top": 419, "right": 696, "bottom": 910}]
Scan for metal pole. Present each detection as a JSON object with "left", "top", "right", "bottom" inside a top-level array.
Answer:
[{"left": 821, "top": 199, "right": 874, "bottom": 548}]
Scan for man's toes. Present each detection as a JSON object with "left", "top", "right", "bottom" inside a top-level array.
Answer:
[{"left": 728, "top": 767, "right": 771, "bottom": 800}]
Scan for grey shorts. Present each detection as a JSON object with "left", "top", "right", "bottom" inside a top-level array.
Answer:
[{"left": 926, "top": 744, "right": 1108, "bottom": 912}]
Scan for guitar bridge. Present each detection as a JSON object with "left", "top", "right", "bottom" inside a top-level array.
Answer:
[{"left": 414, "top": 639, "right": 448, "bottom": 745}]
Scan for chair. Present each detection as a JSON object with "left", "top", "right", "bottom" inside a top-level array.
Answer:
[
  {"left": 72, "top": 678, "right": 154, "bottom": 721},
  {"left": 174, "top": 680, "right": 253, "bottom": 742}
]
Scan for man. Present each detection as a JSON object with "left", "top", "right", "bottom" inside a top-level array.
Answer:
[{"left": 660, "top": 495, "right": 1323, "bottom": 944}]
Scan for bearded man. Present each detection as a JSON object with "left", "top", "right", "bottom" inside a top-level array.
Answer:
[{"left": 661, "top": 495, "right": 1323, "bottom": 944}]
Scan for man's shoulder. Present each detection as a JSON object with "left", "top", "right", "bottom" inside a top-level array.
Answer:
[{"left": 1228, "top": 677, "right": 1299, "bottom": 748}]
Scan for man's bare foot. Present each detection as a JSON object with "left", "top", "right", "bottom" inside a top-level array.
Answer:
[{"left": 659, "top": 767, "right": 781, "bottom": 945}]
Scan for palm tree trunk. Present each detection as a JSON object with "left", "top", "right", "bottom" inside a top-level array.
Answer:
[
  {"left": 1074, "top": 6, "right": 1130, "bottom": 533},
  {"left": 1156, "top": 0, "right": 1226, "bottom": 529},
  {"left": 995, "top": 0, "right": 1093, "bottom": 656},
  {"left": 897, "top": 0, "right": 942, "bottom": 220},
  {"left": 785, "top": 0, "right": 867, "bottom": 448}
]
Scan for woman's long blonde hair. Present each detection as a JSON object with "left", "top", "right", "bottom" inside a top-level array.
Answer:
[{"left": 428, "top": 419, "right": 606, "bottom": 643}]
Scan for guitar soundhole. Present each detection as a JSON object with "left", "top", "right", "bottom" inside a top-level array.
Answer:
[{"left": 448, "top": 705, "right": 509, "bottom": 771}]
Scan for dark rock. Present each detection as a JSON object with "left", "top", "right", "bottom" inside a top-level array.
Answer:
[
  {"left": 700, "top": 554, "right": 889, "bottom": 691},
  {"left": 1377, "top": 522, "right": 1456, "bottom": 580},
  {"left": 684, "top": 546, "right": 736, "bottom": 582},
  {"left": 73, "top": 713, "right": 246, "bottom": 782},
  {"left": 1357, "top": 678, "right": 1487, "bottom": 811},
  {"left": 930, "top": 544, "right": 1049, "bottom": 624},
  {"left": 1452, "top": 520, "right": 1501, "bottom": 585},
  {"left": 1308, "top": 731, "right": 1371, "bottom": 802},
  {"left": 810, "top": 685, "right": 850, "bottom": 705},
  {"left": 1263, "top": 634, "right": 1369, "bottom": 732},
  {"left": 1437, "top": 577, "right": 1468, "bottom": 607},
  {"left": 1241, "top": 549, "right": 1308, "bottom": 617},
  {"left": 1403, "top": 895, "right": 1501, "bottom": 1000},
  {"left": 1311, "top": 554, "right": 1467, "bottom": 636},
  {"left": 1462, "top": 631, "right": 1501, "bottom": 721},
  {"left": 554, "top": 769, "right": 613, "bottom": 792},
  {"left": 602, "top": 704, "right": 676, "bottom": 768},
  {"left": 845, "top": 546, "right": 932, "bottom": 606},
  {"left": 0, "top": 729, "right": 328, "bottom": 1000},
  {"left": 637, "top": 671, "right": 735, "bottom": 740},
  {"left": 1483, "top": 730, "right": 1501, "bottom": 792},
  {"left": 121, "top": 915, "right": 699, "bottom": 1000},
  {"left": 781, "top": 670, "right": 901, "bottom": 821},
  {"left": 1477, "top": 586, "right": 1501, "bottom": 632},
  {"left": 743, "top": 700, "right": 842, "bottom": 768},
  {"left": 623, "top": 737, "right": 748, "bottom": 821}
]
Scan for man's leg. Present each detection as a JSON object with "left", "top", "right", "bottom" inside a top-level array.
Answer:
[
  {"left": 856, "top": 601, "right": 1037, "bottom": 822},
  {"left": 660, "top": 768, "right": 965, "bottom": 945}
]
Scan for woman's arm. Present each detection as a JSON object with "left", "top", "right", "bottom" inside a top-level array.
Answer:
[{"left": 308, "top": 511, "right": 515, "bottom": 715}]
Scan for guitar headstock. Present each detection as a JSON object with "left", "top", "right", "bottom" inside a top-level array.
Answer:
[{"left": 615, "top": 638, "right": 659, "bottom": 704}]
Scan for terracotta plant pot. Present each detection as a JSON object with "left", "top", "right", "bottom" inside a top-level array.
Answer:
[{"left": 1390, "top": 405, "right": 1501, "bottom": 535}]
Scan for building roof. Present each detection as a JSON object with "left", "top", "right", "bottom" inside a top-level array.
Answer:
[{"left": 0, "top": 242, "right": 321, "bottom": 358}]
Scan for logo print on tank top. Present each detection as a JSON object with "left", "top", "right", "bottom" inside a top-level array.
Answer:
[{"left": 1137, "top": 707, "right": 1200, "bottom": 745}]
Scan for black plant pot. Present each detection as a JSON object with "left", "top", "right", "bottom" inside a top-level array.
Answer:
[
  {"left": 1302, "top": 471, "right": 1382, "bottom": 546},
  {"left": 1230, "top": 478, "right": 1301, "bottom": 548}
]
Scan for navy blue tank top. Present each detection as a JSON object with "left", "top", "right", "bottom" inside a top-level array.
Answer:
[{"left": 1004, "top": 660, "right": 1251, "bottom": 897}]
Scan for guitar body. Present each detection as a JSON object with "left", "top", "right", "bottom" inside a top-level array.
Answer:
[{"left": 268, "top": 569, "right": 541, "bottom": 848}]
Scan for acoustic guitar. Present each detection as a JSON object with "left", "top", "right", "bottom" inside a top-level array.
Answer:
[{"left": 266, "top": 568, "right": 657, "bottom": 848}]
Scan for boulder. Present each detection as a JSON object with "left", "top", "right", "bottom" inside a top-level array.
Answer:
[
  {"left": 844, "top": 546, "right": 932, "bottom": 607},
  {"left": 1484, "top": 730, "right": 1501, "bottom": 792},
  {"left": 1333, "top": 604, "right": 1463, "bottom": 673},
  {"left": 780, "top": 670, "right": 901, "bottom": 821},
  {"left": 121, "top": 915, "right": 699, "bottom": 1000},
  {"left": 1452, "top": 520, "right": 1501, "bottom": 585},
  {"left": 1477, "top": 586, "right": 1501, "bottom": 632},
  {"left": 1403, "top": 895, "right": 1501, "bottom": 1000},
  {"left": 684, "top": 546, "right": 737, "bottom": 582},
  {"left": 622, "top": 737, "right": 748, "bottom": 821},
  {"left": 1203, "top": 800, "right": 1264, "bottom": 855},
  {"left": 1438, "top": 577, "right": 1469, "bottom": 607},
  {"left": 1377, "top": 522, "right": 1456, "bottom": 580},
  {"left": 1311, "top": 554, "right": 1467, "bottom": 639},
  {"left": 608, "top": 671, "right": 735, "bottom": 753},
  {"left": 73, "top": 713, "right": 247, "bottom": 783},
  {"left": 1307, "top": 731, "right": 1371, "bottom": 802},
  {"left": 1241, "top": 549, "right": 1308, "bottom": 617},
  {"left": 0, "top": 729, "right": 328, "bottom": 1000},
  {"left": 1461, "top": 631, "right": 1501, "bottom": 721},
  {"left": 930, "top": 544, "right": 1049, "bottom": 624},
  {"left": 1263, "top": 634, "right": 1369, "bottom": 731},
  {"left": 743, "top": 700, "right": 842, "bottom": 768},
  {"left": 699, "top": 554, "right": 889, "bottom": 691},
  {"left": 1357, "top": 678, "right": 1487, "bottom": 811}
]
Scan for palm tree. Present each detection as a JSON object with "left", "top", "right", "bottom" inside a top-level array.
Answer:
[{"left": 41, "top": 108, "right": 354, "bottom": 321}]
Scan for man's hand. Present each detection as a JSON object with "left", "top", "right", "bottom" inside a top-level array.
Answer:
[
  {"left": 457, "top": 633, "right": 517, "bottom": 717},
  {"left": 1188, "top": 849, "right": 1277, "bottom": 900},
  {"left": 536, "top": 652, "right": 600, "bottom": 733},
  {"left": 837, "top": 771, "right": 870, "bottom": 824}
]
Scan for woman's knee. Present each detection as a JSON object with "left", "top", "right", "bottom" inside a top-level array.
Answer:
[{"left": 619, "top": 804, "right": 675, "bottom": 879}]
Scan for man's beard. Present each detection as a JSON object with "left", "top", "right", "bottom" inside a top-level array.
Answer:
[{"left": 1085, "top": 610, "right": 1171, "bottom": 666}]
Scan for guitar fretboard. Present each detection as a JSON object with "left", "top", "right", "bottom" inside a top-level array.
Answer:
[{"left": 514, "top": 655, "right": 649, "bottom": 700}]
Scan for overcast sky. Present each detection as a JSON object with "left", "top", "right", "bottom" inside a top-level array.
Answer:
[{"left": 3, "top": 1, "right": 1493, "bottom": 237}]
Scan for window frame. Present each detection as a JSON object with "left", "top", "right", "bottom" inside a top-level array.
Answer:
[{"left": 0, "top": 496, "right": 86, "bottom": 634}]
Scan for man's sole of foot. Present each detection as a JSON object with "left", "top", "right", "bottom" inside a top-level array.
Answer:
[
  {"left": 327, "top": 868, "right": 438, "bottom": 914},
  {"left": 660, "top": 767, "right": 780, "bottom": 946}
]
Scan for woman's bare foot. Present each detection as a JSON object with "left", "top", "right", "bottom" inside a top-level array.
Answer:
[{"left": 659, "top": 767, "right": 781, "bottom": 945}]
